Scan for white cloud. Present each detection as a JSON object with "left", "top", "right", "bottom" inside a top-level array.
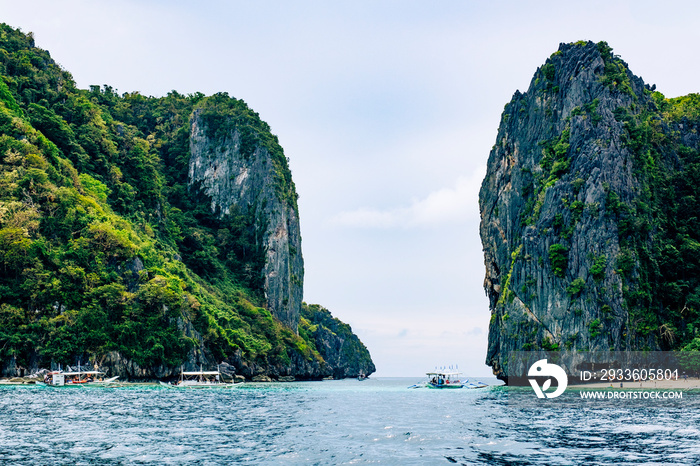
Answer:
[{"left": 329, "top": 165, "right": 486, "bottom": 229}]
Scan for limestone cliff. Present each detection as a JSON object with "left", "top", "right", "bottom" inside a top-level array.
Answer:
[
  {"left": 0, "top": 24, "right": 375, "bottom": 381},
  {"left": 480, "top": 41, "right": 700, "bottom": 382},
  {"left": 188, "top": 104, "right": 303, "bottom": 330}
]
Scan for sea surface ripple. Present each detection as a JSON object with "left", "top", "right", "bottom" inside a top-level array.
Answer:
[{"left": 1, "top": 378, "right": 699, "bottom": 465}]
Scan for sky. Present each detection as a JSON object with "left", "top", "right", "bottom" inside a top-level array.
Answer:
[{"left": 2, "top": 1, "right": 700, "bottom": 377}]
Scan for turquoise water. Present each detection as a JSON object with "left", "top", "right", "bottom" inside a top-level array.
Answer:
[{"left": 1, "top": 377, "right": 699, "bottom": 464}]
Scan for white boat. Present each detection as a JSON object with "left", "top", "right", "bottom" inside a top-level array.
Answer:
[
  {"left": 41, "top": 365, "right": 119, "bottom": 387},
  {"left": 159, "top": 366, "right": 241, "bottom": 389},
  {"left": 426, "top": 369, "right": 466, "bottom": 389},
  {"left": 408, "top": 368, "right": 488, "bottom": 389}
]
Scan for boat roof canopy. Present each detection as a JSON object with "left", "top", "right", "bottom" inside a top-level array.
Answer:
[
  {"left": 426, "top": 371, "right": 462, "bottom": 376},
  {"left": 182, "top": 371, "right": 220, "bottom": 376},
  {"left": 61, "top": 371, "right": 104, "bottom": 375}
]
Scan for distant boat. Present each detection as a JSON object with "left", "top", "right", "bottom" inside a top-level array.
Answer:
[
  {"left": 426, "top": 369, "right": 466, "bottom": 389},
  {"left": 159, "top": 366, "right": 241, "bottom": 389},
  {"left": 357, "top": 372, "right": 368, "bottom": 381},
  {"left": 408, "top": 368, "right": 488, "bottom": 389}
]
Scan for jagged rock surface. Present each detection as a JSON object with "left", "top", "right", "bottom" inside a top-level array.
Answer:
[
  {"left": 189, "top": 111, "right": 303, "bottom": 330},
  {"left": 480, "top": 41, "right": 700, "bottom": 382}
]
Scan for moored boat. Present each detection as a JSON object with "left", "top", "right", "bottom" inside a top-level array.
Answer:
[
  {"left": 426, "top": 369, "right": 466, "bottom": 389},
  {"left": 41, "top": 366, "right": 119, "bottom": 387},
  {"left": 408, "top": 367, "right": 488, "bottom": 389},
  {"left": 159, "top": 366, "right": 241, "bottom": 389}
]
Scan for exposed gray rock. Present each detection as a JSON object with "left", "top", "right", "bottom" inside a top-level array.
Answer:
[
  {"left": 188, "top": 110, "right": 303, "bottom": 330},
  {"left": 252, "top": 375, "right": 273, "bottom": 382},
  {"left": 480, "top": 41, "right": 660, "bottom": 382},
  {"left": 100, "top": 351, "right": 174, "bottom": 380}
]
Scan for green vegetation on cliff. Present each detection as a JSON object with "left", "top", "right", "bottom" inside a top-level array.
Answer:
[
  {"left": 0, "top": 24, "right": 371, "bottom": 378},
  {"left": 606, "top": 87, "right": 700, "bottom": 350},
  {"left": 300, "top": 303, "right": 375, "bottom": 378}
]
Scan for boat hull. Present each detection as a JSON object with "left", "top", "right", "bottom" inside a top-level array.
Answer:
[
  {"left": 159, "top": 381, "right": 242, "bottom": 389},
  {"left": 38, "top": 376, "right": 120, "bottom": 387},
  {"left": 427, "top": 383, "right": 464, "bottom": 389}
]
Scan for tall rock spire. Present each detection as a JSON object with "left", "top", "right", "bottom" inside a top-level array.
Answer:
[{"left": 480, "top": 41, "right": 700, "bottom": 382}]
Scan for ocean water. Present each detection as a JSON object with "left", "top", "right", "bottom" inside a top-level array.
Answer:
[{"left": 1, "top": 377, "right": 699, "bottom": 465}]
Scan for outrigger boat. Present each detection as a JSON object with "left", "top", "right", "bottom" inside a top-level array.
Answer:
[
  {"left": 426, "top": 369, "right": 467, "bottom": 389},
  {"left": 159, "top": 365, "right": 241, "bottom": 389},
  {"left": 408, "top": 367, "right": 488, "bottom": 389},
  {"left": 41, "top": 364, "right": 119, "bottom": 387}
]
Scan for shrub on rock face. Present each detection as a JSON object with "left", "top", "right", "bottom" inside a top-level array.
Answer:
[
  {"left": 548, "top": 244, "right": 568, "bottom": 278},
  {"left": 566, "top": 278, "right": 586, "bottom": 297}
]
